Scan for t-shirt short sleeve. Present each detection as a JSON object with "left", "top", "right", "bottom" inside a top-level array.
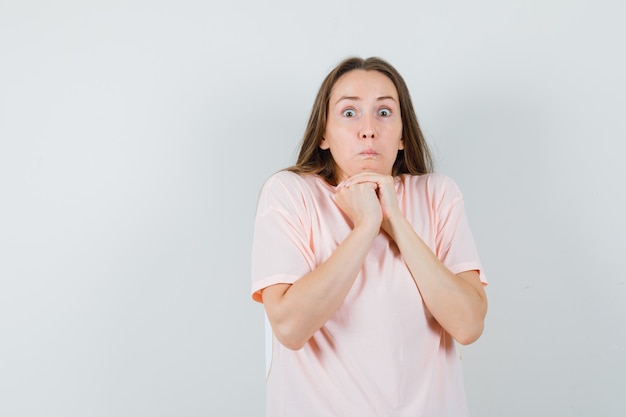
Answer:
[
  {"left": 431, "top": 175, "right": 487, "bottom": 284},
  {"left": 250, "top": 172, "right": 317, "bottom": 303}
]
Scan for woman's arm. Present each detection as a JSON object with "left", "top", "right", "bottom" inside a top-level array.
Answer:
[
  {"left": 261, "top": 182, "right": 382, "bottom": 350},
  {"left": 345, "top": 173, "right": 487, "bottom": 345},
  {"left": 384, "top": 215, "right": 487, "bottom": 344}
]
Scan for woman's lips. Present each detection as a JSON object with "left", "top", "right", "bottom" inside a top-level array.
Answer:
[{"left": 360, "top": 149, "right": 379, "bottom": 156}]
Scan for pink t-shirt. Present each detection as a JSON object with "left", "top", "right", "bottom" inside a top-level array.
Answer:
[{"left": 251, "top": 171, "right": 486, "bottom": 417}]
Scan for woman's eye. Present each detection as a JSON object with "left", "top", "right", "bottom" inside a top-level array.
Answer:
[
  {"left": 342, "top": 109, "right": 356, "bottom": 118},
  {"left": 378, "top": 108, "right": 391, "bottom": 117}
]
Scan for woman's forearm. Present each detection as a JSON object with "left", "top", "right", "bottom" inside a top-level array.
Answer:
[
  {"left": 262, "top": 223, "right": 379, "bottom": 350},
  {"left": 384, "top": 215, "right": 487, "bottom": 345}
]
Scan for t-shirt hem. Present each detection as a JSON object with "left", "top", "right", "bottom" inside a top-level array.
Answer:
[
  {"left": 448, "top": 262, "right": 488, "bottom": 285},
  {"left": 251, "top": 274, "right": 301, "bottom": 303}
]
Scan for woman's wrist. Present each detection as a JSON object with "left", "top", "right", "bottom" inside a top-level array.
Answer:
[
  {"left": 382, "top": 211, "right": 407, "bottom": 238},
  {"left": 352, "top": 219, "right": 381, "bottom": 239}
]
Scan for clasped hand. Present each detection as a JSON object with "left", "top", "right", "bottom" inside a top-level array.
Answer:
[{"left": 334, "top": 172, "right": 401, "bottom": 235}]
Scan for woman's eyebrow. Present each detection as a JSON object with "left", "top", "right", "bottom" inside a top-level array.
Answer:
[
  {"left": 335, "top": 96, "right": 360, "bottom": 104},
  {"left": 334, "top": 95, "right": 397, "bottom": 104}
]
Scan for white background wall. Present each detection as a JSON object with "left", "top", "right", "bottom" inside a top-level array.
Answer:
[{"left": 1, "top": 1, "right": 624, "bottom": 416}]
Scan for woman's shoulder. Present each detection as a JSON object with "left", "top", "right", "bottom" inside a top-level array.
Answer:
[
  {"left": 257, "top": 171, "right": 332, "bottom": 215},
  {"left": 263, "top": 169, "right": 303, "bottom": 186},
  {"left": 263, "top": 170, "right": 326, "bottom": 189},
  {"left": 401, "top": 173, "right": 464, "bottom": 200},
  {"left": 260, "top": 170, "right": 332, "bottom": 200},
  {"left": 402, "top": 172, "right": 460, "bottom": 189}
]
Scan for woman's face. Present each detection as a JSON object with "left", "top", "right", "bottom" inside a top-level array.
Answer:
[{"left": 321, "top": 69, "right": 403, "bottom": 183}]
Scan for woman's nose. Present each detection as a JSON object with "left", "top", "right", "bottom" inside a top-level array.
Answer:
[{"left": 360, "top": 116, "right": 376, "bottom": 139}]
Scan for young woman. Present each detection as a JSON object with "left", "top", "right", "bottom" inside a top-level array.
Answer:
[{"left": 251, "top": 56, "right": 488, "bottom": 417}]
